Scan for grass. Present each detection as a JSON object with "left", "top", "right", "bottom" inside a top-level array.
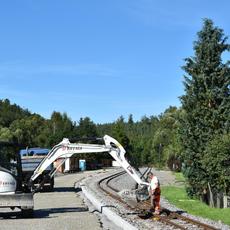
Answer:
[
  {"left": 173, "top": 172, "right": 186, "bottom": 183},
  {"left": 161, "top": 185, "right": 230, "bottom": 226}
]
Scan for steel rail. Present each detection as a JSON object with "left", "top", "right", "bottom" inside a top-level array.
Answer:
[
  {"left": 97, "top": 170, "right": 129, "bottom": 206},
  {"left": 97, "top": 170, "right": 219, "bottom": 230}
]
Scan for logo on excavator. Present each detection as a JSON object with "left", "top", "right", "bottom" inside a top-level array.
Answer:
[
  {"left": 0, "top": 180, "right": 16, "bottom": 186},
  {"left": 62, "top": 146, "right": 82, "bottom": 151},
  {"left": 127, "top": 166, "right": 134, "bottom": 174}
]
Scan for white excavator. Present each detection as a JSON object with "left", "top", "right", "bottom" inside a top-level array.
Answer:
[{"left": 0, "top": 135, "right": 150, "bottom": 217}]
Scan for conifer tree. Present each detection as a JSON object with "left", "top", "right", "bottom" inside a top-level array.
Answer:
[{"left": 180, "top": 19, "right": 230, "bottom": 198}]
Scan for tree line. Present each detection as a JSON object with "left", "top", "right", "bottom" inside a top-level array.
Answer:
[{"left": 0, "top": 19, "right": 229, "bottom": 207}]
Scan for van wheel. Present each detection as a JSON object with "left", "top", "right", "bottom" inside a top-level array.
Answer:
[
  {"left": 21, "top": 208, "right": 34, "bottom": 218},
  {"left": 49, "top": 178, "right": 54, "bottom": 191}
]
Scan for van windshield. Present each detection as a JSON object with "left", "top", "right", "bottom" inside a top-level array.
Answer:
[{"left": 20, "top": 148, "right": 52, "bottom": 171}]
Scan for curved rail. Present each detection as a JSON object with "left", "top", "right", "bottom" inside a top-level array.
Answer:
[
  {"left": 97, "top": 170, "right": 128, "bottom": 206},
  {"left": 97, "top": 169, "right": 219, "bottom": 230}
]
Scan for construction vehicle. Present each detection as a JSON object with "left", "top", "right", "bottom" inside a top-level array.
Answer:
[
  {"left": 0, "top": 135, "right": 150, "bottom": 217},
  {"left": 0, "top": 142, "right": 34, "bottom": 217}
]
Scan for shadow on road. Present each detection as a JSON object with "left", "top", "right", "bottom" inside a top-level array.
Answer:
[
  {"left": 35, "top": 206, "right": 89, "bottom": 218},
  {"left": 0, "top": 211, "right": 22, "bottom": 219},
  {"left": 0, "top": 206, "right": 88, "bottom": 219},
  {"left": 53, "top": 186, "right": 76, "bottom": 192},
  {"left": 52, "top": 186, "right": 82, "bottom": 193}
]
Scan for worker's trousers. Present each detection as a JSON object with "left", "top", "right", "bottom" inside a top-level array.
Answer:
[{"left": 150, "top": 187, "right": 161, "bottom": 214}]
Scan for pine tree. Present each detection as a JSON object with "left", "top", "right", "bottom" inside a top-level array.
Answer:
[{"left": 180, "top": 19, "right": 230, "bottom": 198}]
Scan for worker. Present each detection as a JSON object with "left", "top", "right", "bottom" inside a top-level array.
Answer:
[{"left": 147, "top": 172, "right": 161, "bottom": 215}]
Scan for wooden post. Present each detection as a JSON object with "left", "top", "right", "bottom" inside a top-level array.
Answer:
[
  {"left": 223, "top": 195, "right": 230, "bottom": 208},
  {"left": 216, "top": 193, "right": 221, "bottom": 208},
  {"left": 208, "top": 182, "right": 214, "bottom": 207}
]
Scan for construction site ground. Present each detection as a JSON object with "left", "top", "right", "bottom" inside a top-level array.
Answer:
[{"left": 0, "top": 171, "right": 104, "bottom": 230}]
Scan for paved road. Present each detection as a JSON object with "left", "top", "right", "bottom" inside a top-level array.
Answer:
[{"left": 0, "top": 172, "right": 102, "bottom": 230}]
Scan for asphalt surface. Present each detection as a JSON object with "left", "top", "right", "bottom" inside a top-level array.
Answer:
[{"left": 0, "top": 172, "right": 102, "bottom": 230}]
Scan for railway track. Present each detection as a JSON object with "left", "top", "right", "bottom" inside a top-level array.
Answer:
[
  {"left": 97, "top": 169, "right": 220, "bottom": 230},
  {"left": 98, "top": 171, "right": 128, "bottom": 205}
]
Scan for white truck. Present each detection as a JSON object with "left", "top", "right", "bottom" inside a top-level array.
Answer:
[{"left": 0, "top": 135, "right": 150, "bottom": 217}]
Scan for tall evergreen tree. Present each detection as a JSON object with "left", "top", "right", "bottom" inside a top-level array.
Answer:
[
  {"left": 47, "top": 111, "right": 74, "bottom": 145},
  {"left": 180, "top": 19, "right": 230, "bottom": 198},
  {"left": 77, "top": 117, "right": 98, "bottom": 138},
  {"left": 112, "top": 116, "right": 130, "bottom": 151}
]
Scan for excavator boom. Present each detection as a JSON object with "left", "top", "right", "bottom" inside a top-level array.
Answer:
[{"left": 31, "top": 135, "right": 149, "bottom": 188}]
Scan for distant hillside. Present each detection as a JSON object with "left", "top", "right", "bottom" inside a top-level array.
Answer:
[{"left": 0, "top": 99, "right": 31, "bottom": 127}]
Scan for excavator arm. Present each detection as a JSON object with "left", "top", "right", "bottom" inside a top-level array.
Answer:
[{"left": 30, "top": 135, "right": 149, "bottom": 189}]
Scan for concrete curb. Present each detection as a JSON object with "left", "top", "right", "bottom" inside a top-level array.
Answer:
[{"left": 80, "top": 185, "right": 138, "bottom": 230}]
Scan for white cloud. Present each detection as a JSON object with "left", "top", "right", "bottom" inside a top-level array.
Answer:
[{"left": 0, "top": 62, "right": 121, "bottom": 78}]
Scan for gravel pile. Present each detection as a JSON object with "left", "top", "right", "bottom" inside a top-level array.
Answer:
[{"left": 78, "top": 167, "right": 230, "bottom": 230}]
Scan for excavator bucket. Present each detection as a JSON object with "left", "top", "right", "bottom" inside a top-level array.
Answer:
[
  {"left": 135, "top": 185, "right": 149, "bottom": 202},
  {"left": 118, "top": 186, "right": 149, "bottom": 202}
]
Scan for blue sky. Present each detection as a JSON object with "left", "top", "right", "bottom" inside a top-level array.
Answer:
[{"left": 0, "top": 0, "right": 229, "bottom": 124}]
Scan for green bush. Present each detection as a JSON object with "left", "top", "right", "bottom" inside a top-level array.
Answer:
[{"left": 203, "top": 133, "right": 230, "bottom": 194}]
